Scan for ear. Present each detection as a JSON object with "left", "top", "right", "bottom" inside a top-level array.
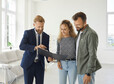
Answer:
[{"left": 84, "top": 21, "right": 87, "bottom": 26}]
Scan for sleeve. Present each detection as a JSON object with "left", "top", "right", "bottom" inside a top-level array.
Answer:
[
  {"left": 56, "top": 40, "right": 60, "bottom": 54},
  {"left": 86, "top": 33, "right": 98, "bottom": 73},
  {"left": 19, "top": 30, "right": 35, "bottom": 52},
  {"left": 56, "top": 40, "right": 60, "bottom": 61}
]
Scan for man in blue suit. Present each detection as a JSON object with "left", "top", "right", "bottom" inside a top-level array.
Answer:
[{"left": 19, "top": 15, "right": 53, "bottom": 84}]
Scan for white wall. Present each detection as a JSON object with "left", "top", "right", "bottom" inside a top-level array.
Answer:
[
  {"left": 16, "top": 0, "right": 35, "bottom": 48},
  {"left": 16, "top": 0, "right": 25, "bottom": 48},
  {"left": 25, "top": 0, "right": 36, "bottom": 29},
  {"left": 0, "top": 0, "right": 2, "bottom": 53},
  {"left": 29, "top": 0, "right": 114, "bottom": 64}
]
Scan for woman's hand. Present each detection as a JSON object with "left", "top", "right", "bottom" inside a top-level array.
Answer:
[{"left": 57, "top": 61, "right": 62, "bottom": 70}]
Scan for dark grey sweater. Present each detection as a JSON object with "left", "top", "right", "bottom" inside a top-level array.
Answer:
[{"left": 57, "top": 37, "right": 76, "bottom": 59}]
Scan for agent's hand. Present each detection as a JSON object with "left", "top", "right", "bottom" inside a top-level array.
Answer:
[
  {"left": 40, "top": 44, "right": 47, "bottom": 49},
  {"left": 48, "top": 57, "right": 53, "bottom": 62},
  {"left": 34, "top": 44, "right": 47, "bottom": 50},
  {"left": 57, "top": 61, "right": 62, "bottom": 70},
  {"left": 83, "top": 74, "right": 91, "bottom": 84}
]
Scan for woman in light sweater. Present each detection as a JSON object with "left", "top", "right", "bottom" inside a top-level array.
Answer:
[{"left": 57, "top": 20, "right": 77, "bottom": 84}]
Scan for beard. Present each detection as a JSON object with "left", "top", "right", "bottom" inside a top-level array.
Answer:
[
  {"left": 36, "top": 29, "right": 43, "bottom": 34},
  {"left": 76, "top": 26, "right": 84, "bottom": 32},
  {"left": 76, "top": 24, "right": 85, "bottom": 32}
]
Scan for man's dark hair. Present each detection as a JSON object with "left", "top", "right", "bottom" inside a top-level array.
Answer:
[{"left": 72, "top": 12, "right": 87, "bottom": 22}]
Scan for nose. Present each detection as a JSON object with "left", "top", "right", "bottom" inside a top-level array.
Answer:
[{"left": 63, "top": 30, "right": 65, "bottom": 33}]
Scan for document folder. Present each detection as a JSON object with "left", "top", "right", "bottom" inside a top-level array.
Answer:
[{"left": 38, "top": 48, "right": 67, "bottom": 60}]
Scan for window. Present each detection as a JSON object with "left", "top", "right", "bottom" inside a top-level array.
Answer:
[
  {"left": 2, "top": 0, "right": 16, "bottom": 49},
  {"left": 107, "top": 0, "right": 114, "bottom": 47}
]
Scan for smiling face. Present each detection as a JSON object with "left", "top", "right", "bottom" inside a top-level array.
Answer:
[
  {"left": 60, "top": 24, "right": 70, "bottom": 37},
  {"left": 74, "top": 17, "right": 86, "bottom": 31},
  {"left": 33, "top": 21, "right": 44, "bottom": 34}
]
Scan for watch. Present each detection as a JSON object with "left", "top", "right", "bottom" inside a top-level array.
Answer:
[{"left": 86, "top": 73, "right": 91, "bottom": 76}]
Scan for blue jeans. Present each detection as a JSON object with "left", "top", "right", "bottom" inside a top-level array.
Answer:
[
  {"left": 59, "top": 60, "right": 77, "bottom": 84},
  {"left": 78, "top": 73, "right": 95, "bottom": 84}
]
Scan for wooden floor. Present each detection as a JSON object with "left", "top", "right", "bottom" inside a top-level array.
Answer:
[{"left": 12, "top": 63, "right": 114, "bottom": 84}]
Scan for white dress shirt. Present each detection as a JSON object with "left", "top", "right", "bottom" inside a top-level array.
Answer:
[
  {"left": 76, "top": 31, "right": 82, "bottom": 60},
  {"left": 34, "top": 29, "right": 42, "bottom": 60}
]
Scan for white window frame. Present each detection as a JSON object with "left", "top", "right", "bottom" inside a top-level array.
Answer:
[
  {"left": 107, "top": 0, "right": 114, "bottom": 48},
  {"left": 2, "top": 0, "right": 16, "bottom": 49}
]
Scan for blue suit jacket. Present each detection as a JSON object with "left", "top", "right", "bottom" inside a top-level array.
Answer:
[{"left": 19, "top": 29, "right": 49, "bottom": 69}]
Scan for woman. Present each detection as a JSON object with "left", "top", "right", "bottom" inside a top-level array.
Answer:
[{"left": 57, "top": 20, "right": 77, "bottom": 84}]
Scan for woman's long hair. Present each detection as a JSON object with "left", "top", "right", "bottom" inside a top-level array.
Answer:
[{"left": 57, "top": 20, "right": 77, "bottom": 42}]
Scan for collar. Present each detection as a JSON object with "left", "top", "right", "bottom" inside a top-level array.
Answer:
[
  {"left": 81, "top": 24, "right": 89, "bottom": 34},
  {"left": 34, "top": 28, "right": 43, "bottom": 36}
]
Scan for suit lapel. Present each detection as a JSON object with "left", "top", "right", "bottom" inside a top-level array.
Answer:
[
  {"left": 31, "top": 29, "right": 36, "bottom": 45},
  {"left": 32, "top": 31, "right": 46, "bottom": 46},
  {"left": 42, "top": 32, "right": 45, "bottom": 45}
]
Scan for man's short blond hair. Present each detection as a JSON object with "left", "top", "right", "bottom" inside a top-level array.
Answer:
[{"left": 34, "top": 15, "right": 45, "bottom": 23}]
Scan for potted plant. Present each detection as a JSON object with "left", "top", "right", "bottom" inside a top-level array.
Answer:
[{"left": 8, "top": 42, "right": 12, "bottom": 49}]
